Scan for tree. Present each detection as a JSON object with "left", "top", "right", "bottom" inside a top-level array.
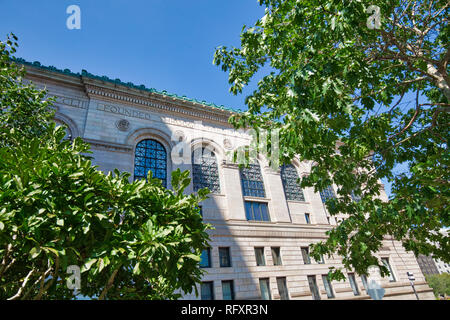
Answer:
[
  {"left": 214, "top": 0, "right": 449, "bottom": 280},
  {"left": 425, "top": 273, "right": 450, "bottom": 298},
  {"left": 0, "top": 34, "right": 211, "bottom": 300}
]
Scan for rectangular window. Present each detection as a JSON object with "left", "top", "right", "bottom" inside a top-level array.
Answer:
[
  {"left": 307, "top": 275, "right": 321, "bottom": 300},
  {"left": 198, "top": 205, "right": 203, "bottom": 217},
  {"left": 305, "top": 213, "right": 311, "bottom": 224},
  {"left": 271, "top": 247, "right": 282, "bottom": 266},
  {"left": 199, "top": 248, "right": 211, "bottom": 268},
  {"left": 219, "top": 247, "right": 231, "bottom": 267},
  {"left": 361, "top": 275, "right": 369, "bottom": 292},
  {"left": 245, "top": 201, "right": 270, "bottom": 221},
  {"left": 255, "top": 247, "right": 266, "bottom": 266},
  {"left": 381, "top": 258, "right": 396, "bottom": 282},
  {"left": 322, "top": 275, "right": 335, "bottom": 298},
  {"left": 201, "top": 282, "right": 214, "bottom": 300},
  {"left": 348, "top": 273, "right": 360, "bottom": 296},
  {"left": 276, "top": 277, "right": 289, "bottom": 300},
  {"left": 259, "top": 278, "right": 271, "bottom": 300},
  {"left": 301, "top": 247, "right": 311, "bottom": 264},
  {"left": 317, "top": 254, "right": 325, "bottom": 264},
  {"left": 221, "top": 280, "right": 234, "bottom": 300}
]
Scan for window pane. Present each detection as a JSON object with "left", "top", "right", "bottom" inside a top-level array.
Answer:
[
  {"left": 255, "top": 248, "right": 266, "bottom": 266},
  {"left": 240, "top": 163, "right": 266, "bottom": 197},
  {"left": 259, "top": 278, "right": 271, "bottom": 300},
  {"left": 222, "top": 281, "right": 234, "bottom": 300},
  {"left": 253, "top": 202, "right": 262, "bottom": 221},
  {"left": 280, "top": 164, "right": 305, "bottom": 201},
  {"left": 245, "top": 201, "right": 270, "bottom": 222},
  {"left": 192, "top": 147, "right": 221, "bottom": 194},
  {"left": 219, "top": 247, "right": 231, "bottom": 267},
  {"left": 245, "top": 201, "right": 253, "bottom": 220},
  {"left": 382, "top": 258, "right": 396, "bottom": 282},
  {"left": 201, "top": 282, "right": 214, "bottom": 300},
  {"left": 348, "top": 273, "right": 360, "bottom": 296},
  {"left": 307, "top": 275, "right": 321, "bottom": 300},
  {"left": 361, "top": 275, "right": 368, "bottom": 292},
  {"left": 271, "top": 247, "right": 282, "bottom": 266},
  {"left": 134, "top": 139, "right": 167, "bottom": 187},
  {"left": 322, "top": 275, "right": 334, "bottom": 298},
  {"left": 199, "top": 248, "right": 211, "bottom": 268},
  {"left": 260, "top": 203, "right": 269, "bottom": 221},
  {"left": 276, "top": 277, "right": 289, "bottom": 300},
  {"left": 301, "top": 247, "right": 311, "bottom": 264},
  {"left": 305, "top": 213, "right": 311, "bottom": 224}
]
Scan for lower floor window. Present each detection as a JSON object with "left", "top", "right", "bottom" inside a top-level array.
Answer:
[
  {"left": 276, "top": 277, "right": 289, "bottom": 300},
  {"left": 201, "top": 282, "right": 214, "bottom": 300},
  {"left": 259, "top": 278, "right": 271, "bottom": 300},
  {"left": 348, "top": 273, "right": 360, "bottom": 296},
  {"left": 307, "top": 275, "right": 321, "bottom": 300},
  {"left": 221, "top": 280, "right": 235, "bottom": 300},
  {"left": 322, "top": 275, "right": 335, "bottom": 298}
]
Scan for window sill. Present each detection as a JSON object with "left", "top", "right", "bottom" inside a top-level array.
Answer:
[{"left": 243, "top": 196, "right": 270, "bottom": 202}]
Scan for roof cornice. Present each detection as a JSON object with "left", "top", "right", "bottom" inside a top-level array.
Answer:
[{"left": 13, "top": 57, "right": 241, "bottom": 125}]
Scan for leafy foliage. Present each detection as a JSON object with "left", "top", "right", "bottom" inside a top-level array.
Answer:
[
  {"left": 0, "top": 34, "right": 210, "bottom": 299},
  {"left": 425, "top": 273, "right": 450, "bottom": 298},
  {"left": 214, "top": 1, "right": 449, "bottom": 279}
]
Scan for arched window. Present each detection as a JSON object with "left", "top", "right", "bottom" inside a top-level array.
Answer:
[
  {"left": 280, "top": 164, "right": 305, "bottom": 201},
  {"left": 134, "top": 139, "right": 167, "bottom": 187},
  {"left": 240, "top": 163, "right": 265, "bottom": 198},
  {"left": 192, "top": 147, "right": 221, "bottom": 194}
]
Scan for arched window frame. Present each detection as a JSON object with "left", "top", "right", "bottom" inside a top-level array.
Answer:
[{"left": 134, "top": 138, "right": 168, "bottom": 187}]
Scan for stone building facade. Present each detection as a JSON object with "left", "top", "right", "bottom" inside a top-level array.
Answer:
[{"left": 21, "top": 60, "right": 435, "bottom": 300}]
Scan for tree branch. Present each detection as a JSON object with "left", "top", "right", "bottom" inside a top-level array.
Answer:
[{"left": 98, "top": 267, "right": 120, "bottom": 300}]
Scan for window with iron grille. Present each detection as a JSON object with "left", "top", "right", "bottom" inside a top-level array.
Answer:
[
  {"left": 134, "top": 139, "right": 167, "bottom": 187},
  {"left": 319, "top": 185, "right": 336, "bottom": 203},
  {"left": 280, "top": 164, "right": 305, "bottom": 201},
  {"left": 192, "top": 147, "right": 221, "bottom": 194},
  {"left": 240, "top": 163, "right": 266, "bottom": 198}
]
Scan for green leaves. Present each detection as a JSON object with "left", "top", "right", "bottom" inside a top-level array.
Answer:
[
  {"left": 0, "top": 35, "right": 211, "bottom": 299},
  {"left": 215, "top": 0, "right": 450, "bottom": 279}
]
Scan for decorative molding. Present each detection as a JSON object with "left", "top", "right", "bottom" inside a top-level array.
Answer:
[
  {"left": 116, "top": 119, "right": 130, "bottom": 132},
  {"left": 85, "top": 84, "right": 232, "bottom": 124},
  {"left": 83, "top": 138, "right": 133, "bottom": 153},
  {"left": 51, "top": 94, "right": 89, "bottom": 110}
]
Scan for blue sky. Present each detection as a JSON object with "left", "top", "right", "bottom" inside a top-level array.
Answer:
[
  {"left": 1, "top": 0, "right": 403, "bottom": 196},
  {"left": 0, "top": 0, "right": 265, "bottom": 110}
]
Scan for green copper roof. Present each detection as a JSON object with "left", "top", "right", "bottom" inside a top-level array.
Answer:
[{"left": 13, "top": 57, "right": 242, "bottom": 114}]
